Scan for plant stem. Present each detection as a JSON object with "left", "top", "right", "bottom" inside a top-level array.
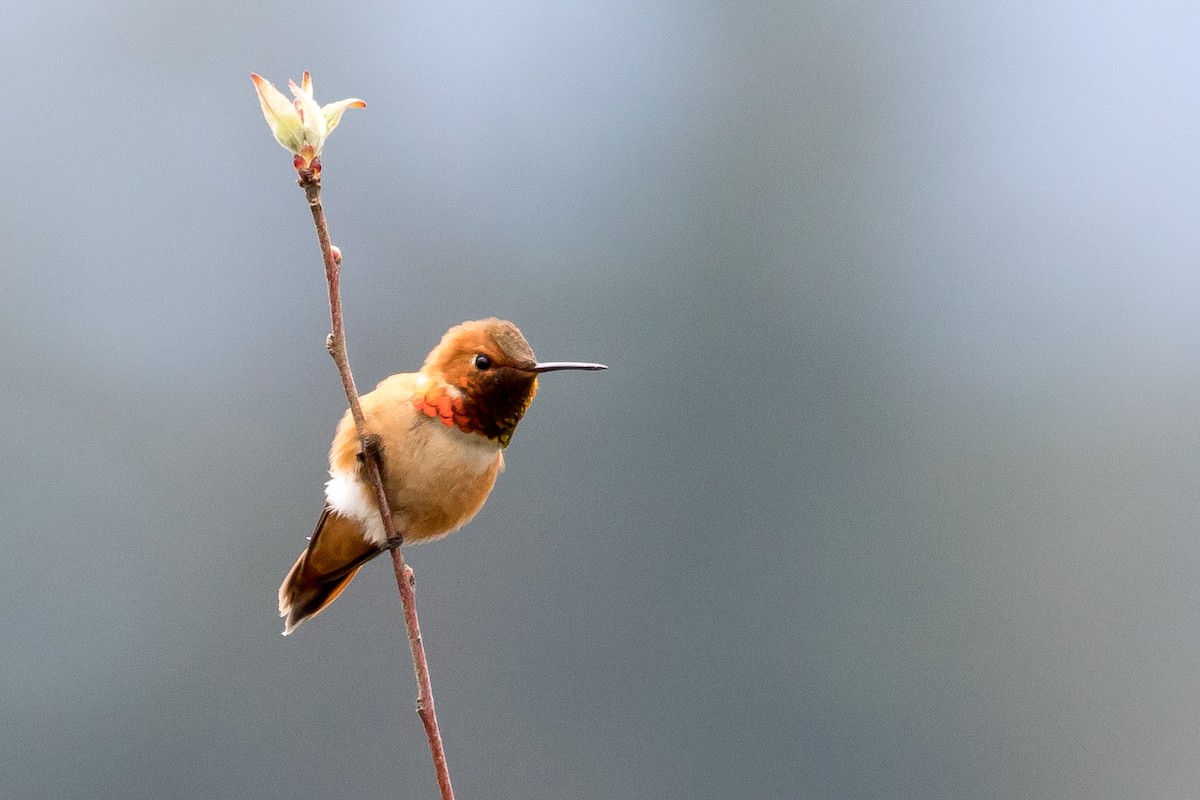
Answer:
[{"left": 298, "top": 165, "right": 456, "bottom": 800}]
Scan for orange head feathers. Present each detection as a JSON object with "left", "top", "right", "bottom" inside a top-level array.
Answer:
[{"left": 412, "top": 318, "right": 606, "bottom": 447}]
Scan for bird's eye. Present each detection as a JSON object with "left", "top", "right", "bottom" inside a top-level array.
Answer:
[{"left": 473, "top": 354, "right": 492, "bottom": 371}]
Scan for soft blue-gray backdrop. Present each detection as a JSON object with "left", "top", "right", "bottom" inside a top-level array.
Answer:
[{"left": 5, "top": 2, "right": 1200, "bottom": 798}]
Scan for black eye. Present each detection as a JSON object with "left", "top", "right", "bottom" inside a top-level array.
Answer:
[{"left": 473, "top": 354, "right": 492, "bottom": 371}]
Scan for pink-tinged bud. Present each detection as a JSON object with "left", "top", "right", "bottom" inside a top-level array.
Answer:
[
  {"left": 330, "top": 245, "right": 343, "bottom": 265},
  {"left": 251, "top": 71, "right": 365, "bottom": 169}
]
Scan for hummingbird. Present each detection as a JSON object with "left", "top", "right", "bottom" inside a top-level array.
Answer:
[{"left": 278, "top": 318, "right": 606, "bottom": 635}]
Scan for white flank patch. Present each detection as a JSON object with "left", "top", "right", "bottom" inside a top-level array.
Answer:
[{"left": 325, "top": 470, "right": 387, "bottom": 545}]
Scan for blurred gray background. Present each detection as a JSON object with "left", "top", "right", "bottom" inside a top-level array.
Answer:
[{"left": 4, "top": 2, "right": 1200, "bottom": 798}]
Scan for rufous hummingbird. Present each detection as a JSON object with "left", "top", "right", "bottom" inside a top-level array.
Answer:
[{"left": 278, "top": 318, "right": 606, "bottom": 634}]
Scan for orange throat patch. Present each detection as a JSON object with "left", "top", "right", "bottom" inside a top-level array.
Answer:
[{"left": 411, "top": 375, "right": 535, "bottom": 447}]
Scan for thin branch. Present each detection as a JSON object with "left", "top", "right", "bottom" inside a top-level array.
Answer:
[{"left": 298, "top": 163, "right": 456, "bottom": 800}]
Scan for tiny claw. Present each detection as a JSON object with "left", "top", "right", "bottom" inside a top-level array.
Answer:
[
  {"left": 357, "top": 433, "right": 384, "bottom": 462},
  {"left": 385, "top": 535, "right": 405, "bottom": 551}
]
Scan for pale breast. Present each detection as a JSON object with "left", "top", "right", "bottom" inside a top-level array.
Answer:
[{"left": 384, "top": 416, "right": 503, "bottom": 541}]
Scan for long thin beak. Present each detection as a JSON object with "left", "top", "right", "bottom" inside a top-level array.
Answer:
[{"left": 529, "top": 361, "right": 607, "bottom": 373}]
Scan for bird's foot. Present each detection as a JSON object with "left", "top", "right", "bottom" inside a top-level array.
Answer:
[{"left": 357, "top": 433, "right": 384, "bottom": 463}]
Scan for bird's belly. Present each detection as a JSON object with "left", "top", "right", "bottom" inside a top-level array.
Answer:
[
  {"left": 325, "top": 422, "right": 503, "bottom": 546},
  {"left": 388, "top": 427, "right": 504, "bottom": 542}
]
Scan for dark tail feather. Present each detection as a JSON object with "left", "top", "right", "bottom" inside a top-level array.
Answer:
[{"left": 278, "top": 507, "right": 384, "bottom": 635}]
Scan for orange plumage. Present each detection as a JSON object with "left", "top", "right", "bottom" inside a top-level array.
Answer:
[{"left": 278, "top": 318, "right": 605, "bottom": 635}]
